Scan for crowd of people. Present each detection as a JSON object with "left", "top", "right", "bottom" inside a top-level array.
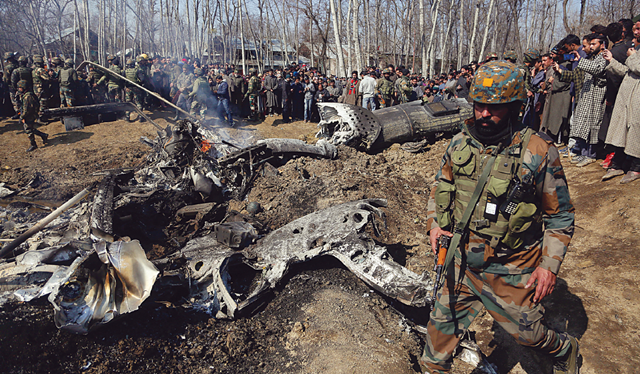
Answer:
[{"left": 2, "top": 16, "right": 639, "bottom": 177}]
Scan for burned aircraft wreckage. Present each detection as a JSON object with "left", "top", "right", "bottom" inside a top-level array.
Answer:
[{"left": 0, "top": 61, "right": 475, "bottom": 337}]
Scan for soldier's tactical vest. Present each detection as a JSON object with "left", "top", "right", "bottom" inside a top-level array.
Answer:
[
  {"left": 435, "top": 128, "right": 537, "bottom": 250},
  {"left": 379, "top": 79, "right": 393, "bottom": 96},
  {"left": 108, "top": 66, "right": 122, "bottom": 86},
  {"left": 125, "top": 67, "right": 140, "bottom": 84},
  {"left": 3, "top": 63, "right": 16, "bottom": 85},
  {"left": 16, "top": 67, "right": 33, "bottom": 85},
  {"left": 88, "top": 70, "right": 102, "bottom": 84},
  {"left": 59, "top": 68, "right": 74, "bottom": 87}
]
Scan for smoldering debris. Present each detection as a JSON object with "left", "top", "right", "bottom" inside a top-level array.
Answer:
[{"left": 0, "top": 119, "right": 431, "bottom": 336}]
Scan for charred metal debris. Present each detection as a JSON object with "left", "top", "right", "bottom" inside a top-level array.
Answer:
[{"left": 0, "top": 119, "right": 433, "bottom": 335}]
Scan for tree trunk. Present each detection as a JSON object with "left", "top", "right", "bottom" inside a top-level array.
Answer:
[
  {"left": 478, "top": 0, "right": 496, "bottom": 63},
  {"left": 457, "top": 0, "right": 464, "bottom": 70},
  {"left": 352, "top": 0, "right": 362, "bottom": 71},
  {"left": 419, "top": 0, "right": 426, "bottom": 74},
  {"left": 329, "top": 0, "right": 346, "bottom": 77},
  {"left": 468, "top": 0, "right": 480, "bottom": 63},
  {"left": 427, "top": 0, "right": 441, "bottom": 77}
]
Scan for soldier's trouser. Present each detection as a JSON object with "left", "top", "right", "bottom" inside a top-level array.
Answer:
[
  {"left": 34, "top": 87, "right": 48, "bottom": 114},
  {"left": 23, "top": 120, "right": 47, "bottom": 138},
  {"left": 248, "top": 94, "right": 259, "bottom": 119},
  {"left": 125, "top": 87, "right": 143, "bottom": 110},
  {"left": 59, "top": 86, "right": 75, "bottom": 107},
  {"left": 10, "top": 90, "right": 20, "bottom": 113},
  {"left": 190, "top": 100, "right": 206, "bottom": 118},
  {"left": 421, "top": 263, "right": 571, "bottom": 374},
  {"left": 108, "top": 86, "right": 121, "bottom": 102}
]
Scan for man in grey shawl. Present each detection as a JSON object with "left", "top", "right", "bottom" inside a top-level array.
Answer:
[
  {"left": 601, "top": 46, "right": 640, "bottom": 183},
  {"left": 263, "top": 69, "right": 280, "bottom": 116},
  {"left": 541, "top": 51, "right": 572, "bottom": 144},
  {"left": 559, "top": 33, "right": 608, "bottom": 167}
]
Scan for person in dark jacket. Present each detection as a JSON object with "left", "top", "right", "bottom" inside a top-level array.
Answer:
[
  {"left": 282, "top": 74, "right": 293, "bottom": 123},
  {"left": 215, "top": 75, "right": 233, "bottom": 126}
]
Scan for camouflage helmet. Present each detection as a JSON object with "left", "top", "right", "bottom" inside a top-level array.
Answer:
[
  {"left": 3, "top": 52, "right": 15, "bottom": 60},
  {"left": 18, "top": 56, "right": 28, "bottom": 63},
  {"left": 17, "top": 80, "right": 28, "bottom": 89},
  {"left": 65, "top": 58, "right": 74, "bottom": 66},
  {"left": 382, "top": 68, "right": 390, "bottom": 74},
  {"left": 523, "top": 48, "right": 540, "bottom": 63},
  {"left": 136, "top": 55, "right": 144, "bottom": 63},
  {"left": 469, "top": 60, "right": 526, "bottom": 105},
  {"left": 248, "top": 68, "right": 256, "bottom": 74},
  {"left": 52, "top": 56, "right": 62, "bottom": 64},
  {"left": 194, "top": 68, "right": 203, "bottom": 76},
  {"left": 503, "top": 50, "right": 517, "bottom": 62},
  {"left": 33, "top": 55, "right": 44, "bottom": 64},
  {"left": 485, "top": 52, "right": 499, "bottom": 61},
  {"left": 126, "top": 58, "right": 135, "bottom": 66},
  {"left": 107, "top": 55, "right": 116, "bottom": 61}
]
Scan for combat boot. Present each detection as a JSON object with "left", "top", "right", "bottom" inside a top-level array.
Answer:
[
  {"left": 26, "top": 135, "right": 37, "bottom": 152},
  {"left": 37, "top": 131, "right": 49, "bottom": 145},
  {"left": 553, "top": 335, "right": 580, "bottom": 374}
]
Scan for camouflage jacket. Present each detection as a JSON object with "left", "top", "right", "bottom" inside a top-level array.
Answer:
[
  {"left": 189, "top": 76, "right": 209, "bottom": 100},
  {"left": 426, "top": 122, "right": 575, "bottom": 275},
  {"left": 32, "top": 67, "right": 49, "bottom": 88},
  {"left": 3, "top": 62, "right": 16, "bottom": 86},
  {"left": 376, "top": 77, "right": 393, "bottom": 97},
  {"left": 20, "top": 91, "right": 39, "bottom": 122},
  {"left": 397, "top": 76, "right": 413, "bottom": 103},
  {"left": 245, "top": 76, "right": 261, "bottom": 98}
]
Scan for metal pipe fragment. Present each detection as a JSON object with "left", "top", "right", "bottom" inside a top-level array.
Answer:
[
  {"left": 0, "top": 188, "right": 91, "bottom": 258},
  {"left": 76, "top": 61, "right": 197, "bottom": 121}
]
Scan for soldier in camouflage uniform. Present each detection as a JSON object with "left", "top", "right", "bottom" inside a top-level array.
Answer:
[
  {"left": 17, "top": 80, "right": 48, "bottom": 152},
  {"left": 31, "top": 55, "right": 50, "bottom": 119},
  {"left": 172, "top": 64, "right": 195, "bottom": 120},
  {"left": 48, "top": 57, "right": 62, "bottom": 108},
  {"left": 11, "top": 56, "right": 33, "bottom": 115},
  {"left": 188, "top": 68, "right": 209, "bottom": 118},
  {"left": 503, "top": 50, "right": 518, "bottom": 64},
  {"left": 98, "top": 55, "right": 123, "bottom": 102},
  {"left": 396, "top": 68, "right": 413, "bottom": 104},
  {"left": 58, "top": 59, "right": 77, "bottom": 107},
  {"left": 522, "top": 48, "right": 541, "bottom": 97},
  {"left": 244, "top": 68, "right": 262, "bottom": 121},
  {"left": 3, "top": 52, "right": 20, "bottom": 118},
  {"left": 376, "top": 68, "right": 394, "bottom": 108},
  {"left": 484, "top": 52, "right": 499, "bottom": 63},
  {"left": 87, "top": 64, "right": 107, "bottom": 103},
  {"left": 124, "top": 58, "right": 145, "bottom": 121},
  {"left": 421, "top": 61, "right": 579, "bottom": 374}
]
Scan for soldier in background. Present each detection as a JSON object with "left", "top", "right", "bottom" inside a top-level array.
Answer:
[
  {"left": 11, "top": 56, "right": 33, "bottom": 115},
  {"left": 31, "top": 55, "right": 50, "bottom": 120},
  {"left": 172, "top": 64, "right": 194, "bottom": 121},
  {"left": 485, "top": 52, "right": 499, "bottom": 63},
  {"left": 17, "top": 80, "right": 48, "bottom": 152},
  {"left": 87, "top": 64, "right": 107, "bottom": 104},
  {"left": 3, "top": 52, "right": 20, "bottom": 118},
  {"left": 189, "top": 68, "right": 209, "bottom": 118},
  {"left": 396, "top": 68, "right": 413, "bottom": 104},
  {"left": 376, "top": 68, "right": 394, "bottom": 108},
  {"left": 124, "top": 58, "right": 145, "bottom": 121},
  {"left": 48, "top": 57, "right": 62, "bottom": 108},
  {"left": 230, "top": 68, "right": 245, "bottom": 116},
  {"left": 244, "top": 68, "right": 262, "bottom": 121},
  {"left": 58, "top": 58, "right": 77, "bottom": 107},
  {"left": 99, "top": 55, "right": 123, "bottom": 102}
]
